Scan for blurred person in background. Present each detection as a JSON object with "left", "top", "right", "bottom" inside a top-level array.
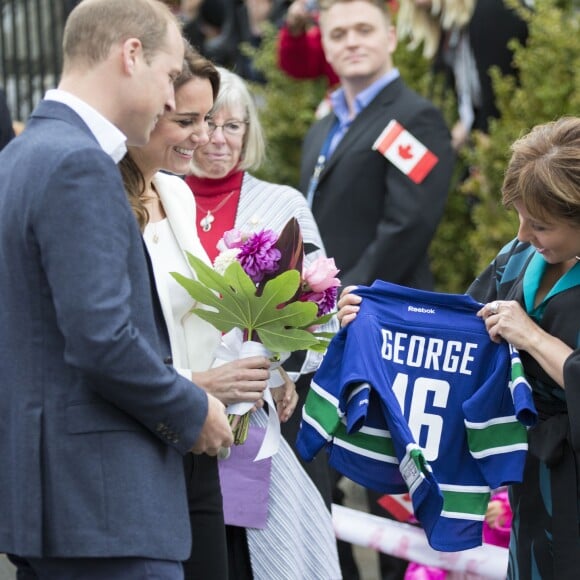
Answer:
[
  {"left": 180, "top": 0, "right": 227, "bottom": 58},
  {"left": 0, "top": 88, "right": 15, "bottom": 151}
]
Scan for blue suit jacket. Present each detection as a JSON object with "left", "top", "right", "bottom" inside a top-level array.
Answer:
[{"left": 0, "top": 100, "right": 208, "bottom": 559}]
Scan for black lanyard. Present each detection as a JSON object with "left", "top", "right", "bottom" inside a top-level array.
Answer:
[{"left": 305, "top": 121, "right": 340, "bottom": 208}]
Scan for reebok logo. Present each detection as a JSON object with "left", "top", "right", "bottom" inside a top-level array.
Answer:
[{"left": 407, "top": 305, "right": 436, "bottom": 314}]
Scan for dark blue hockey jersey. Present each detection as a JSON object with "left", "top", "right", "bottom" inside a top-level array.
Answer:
[{"left": 296, "top": 281, "right": 537, "bottom": 551}]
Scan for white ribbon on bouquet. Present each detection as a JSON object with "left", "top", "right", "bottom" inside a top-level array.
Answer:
[{"left": 213, "top": 328, "right": 287, "bottom": 461}]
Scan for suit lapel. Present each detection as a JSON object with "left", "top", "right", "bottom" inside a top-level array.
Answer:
[
  {"left": 318, "top": 78, "right": 404, "bottom": 182},
  {"left": 154, "top": 174, "right": 212, "bottom": 272}
]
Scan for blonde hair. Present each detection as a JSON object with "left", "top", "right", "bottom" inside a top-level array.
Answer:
[
  {"left": 62, "top": 0, "right": 179, "bottom": 70},
  {"left": 502, "top": 117, "right": 580, "bottom": 225},
  {"left": 396, "top": 0, "right": 475, "bottom": 59}
]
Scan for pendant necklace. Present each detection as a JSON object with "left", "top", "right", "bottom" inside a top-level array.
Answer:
[
  {"left": 151, "top": 222, "right": 160, "bottom": 244},
  {"left": 197, "top": 190, "right": 237, "bottom": 232},
  {"left": 143, "top": 186, "right": 162, "bottom": 243}
]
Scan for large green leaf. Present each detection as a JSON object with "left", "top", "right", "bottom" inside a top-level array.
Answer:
[
  {"left": 171, "top": 253, "right": 337, "bottom": 354},
  {"left": 257, "top": 325, "right": 321, "bottom": 353}
]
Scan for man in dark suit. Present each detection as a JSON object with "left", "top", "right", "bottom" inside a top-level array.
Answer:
[
  {"left": 0, "top": 1, "right": 233, "bottom": 579},
  {"left": 300, "top": 0, "right": 455, "bottom": 291},
  {"left": 299, "top": 1, "right": 455, "bottom": 578}
]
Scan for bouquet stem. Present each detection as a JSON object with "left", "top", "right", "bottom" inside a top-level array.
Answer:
[{"left": 229, "top": 411, "right": 251, "bottom": 445}]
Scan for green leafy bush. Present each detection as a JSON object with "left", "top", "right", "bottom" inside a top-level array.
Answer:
[{"left": 462, "top": 0, "right": 580, "bottom": 275}]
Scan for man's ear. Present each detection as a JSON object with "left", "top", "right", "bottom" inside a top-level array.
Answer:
[
  {"left": 387, "top": 24, "right": 398, "bottom": 54},
  {"left": 121, "top": 37, "right": 143, "bottom": 76}
]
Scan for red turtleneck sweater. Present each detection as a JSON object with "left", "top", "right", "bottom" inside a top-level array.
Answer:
[{"left": 185, "top": 170, "right": 244, "bottom": 262}]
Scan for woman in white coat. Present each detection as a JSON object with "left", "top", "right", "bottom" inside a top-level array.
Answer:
[
  {"left": 120, "top": 46, "right": 339, "bottom": 580},
  {"left": 120, "top": 45, "right": 285, "bottom": 580}
]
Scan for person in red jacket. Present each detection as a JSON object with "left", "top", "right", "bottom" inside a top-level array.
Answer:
[{"left": 278, "top": 0, "right": 340, "bottom": 87}]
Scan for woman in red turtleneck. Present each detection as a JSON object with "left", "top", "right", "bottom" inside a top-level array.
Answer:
[
  {"left": 185, "top": 66, "right": 341, "bottom": 580},
  {"left": 185, "top": 163, "right": 243, "bottom": 262}
]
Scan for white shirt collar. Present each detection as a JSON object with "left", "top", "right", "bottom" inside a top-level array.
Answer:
[{"left": 44, "top": 89, "right": 127, "bottom": 163}]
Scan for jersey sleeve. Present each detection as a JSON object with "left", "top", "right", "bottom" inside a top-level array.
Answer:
[
  {"left": 295, "top": 330, "right": 346, "bottom": 461},
  {"left": 509, "top": 344, "right": 537, "bottom": 427},
  {"left": 463, "top": 342, "right": 534, "bottom": 489}
]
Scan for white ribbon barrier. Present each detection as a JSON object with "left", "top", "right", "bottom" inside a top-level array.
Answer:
[
  {"left": 332, "top": 504, "right": 508, "bottom": 579},
  {"left": 213, "top": 329, "right": 286, "bottom": 461}
]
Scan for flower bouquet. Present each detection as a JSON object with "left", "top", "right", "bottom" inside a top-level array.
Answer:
[{"left": 172, "top": 218, "right": 339, "bottom": 444}]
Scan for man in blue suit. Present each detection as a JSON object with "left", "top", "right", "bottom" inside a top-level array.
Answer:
[{"left": 0, "top": 1, "right": 233, "bottom": 578}]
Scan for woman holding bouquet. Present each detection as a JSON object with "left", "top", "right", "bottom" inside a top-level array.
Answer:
[
  {"left": 183, "top": 66, "right": 341, "bottom": 580},
  {"left": 120, "top": 46, "right": 340, "bottom": 579},
  {"left": 120, "top": 43, "right": 271, "bottom": 580}
]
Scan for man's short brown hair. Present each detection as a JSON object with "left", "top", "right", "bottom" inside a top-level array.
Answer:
[
  {"left": 318, "top": 0, "right": 390, "bottom": 14},
  {"left": 63, "top": 0, "right": 179, "bottom": 69}
]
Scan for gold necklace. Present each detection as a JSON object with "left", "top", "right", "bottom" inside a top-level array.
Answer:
[{"left": 196, "top": 190, "right": 237, "bottom": 232}]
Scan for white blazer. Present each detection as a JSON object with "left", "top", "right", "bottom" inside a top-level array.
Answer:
[{"left": 152, "top": 171, "right": 220, "bottom": 373}]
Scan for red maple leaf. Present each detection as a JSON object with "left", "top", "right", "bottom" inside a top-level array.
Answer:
[{"left": 398, "top": 143, "right": 413, "bottom": 160}]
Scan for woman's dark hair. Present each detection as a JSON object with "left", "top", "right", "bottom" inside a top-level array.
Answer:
[{"left": 121, "top": 41, "right": 219, "bottom": 230}]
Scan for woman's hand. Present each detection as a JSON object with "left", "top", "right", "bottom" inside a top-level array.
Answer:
[
  {"left": 478, "top": 300, "right": 540, "bottom": 349},
  {"left": 478, "top": 299, "right": 572, "bottom": 388},
  {"left": 337, "top": 285, "right": 361, "bottom": 327},
  {"left": 485, "top": 499, "right": 509, "bottom": 529},
  {"left": 192, "top": 356, "right": 270, "bottom": 406},
  {"left": 271, "top": 367, "right": 299, "bottom": 423},
  {"left": 286, "top": 0, "right": 312, "bottom": 35}
]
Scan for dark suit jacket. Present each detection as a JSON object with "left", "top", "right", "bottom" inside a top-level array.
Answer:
[
  {"left": 469, "top": 0, "right": 529, "bottom": 133},
  {"left": 0, "top": 100, "right": 208, "bottom": 559},
  {"left": 299, "top": 77, "right": 455, "bottom": 290}
]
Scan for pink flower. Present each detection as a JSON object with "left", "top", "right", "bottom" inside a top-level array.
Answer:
[
  {"left": 303, "top": 257, "right": 340, "bottom": 292},
  {"left": 217, "top": 228, "right": 244, "bottom": 253}
]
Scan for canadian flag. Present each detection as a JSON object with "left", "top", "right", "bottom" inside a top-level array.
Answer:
[
  {"left": 372, "top": 120, "right": 438, "bottom": 184},
  {"left": 377, "top": 493, "right": 415, "bottom": 523}
]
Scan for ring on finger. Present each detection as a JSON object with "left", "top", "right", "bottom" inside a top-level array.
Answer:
[{"left": 490, "top": 301, "right": 500, "bottom": 315}]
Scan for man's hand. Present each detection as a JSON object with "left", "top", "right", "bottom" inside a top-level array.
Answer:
[{"left": 190, "top": 393, "right": 233, "bottom": 456}]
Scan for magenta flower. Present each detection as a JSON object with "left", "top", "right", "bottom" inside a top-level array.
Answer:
[
  {"left": 300, "top": 285, "right": 338, "bottom": 316},
  {"left": 238, "top": 229, "right": 281, "bottom": 283}
]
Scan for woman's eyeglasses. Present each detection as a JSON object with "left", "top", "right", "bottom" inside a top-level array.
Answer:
[{"left": 207, "top": 119, "right": 248, "bottom": 136}]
